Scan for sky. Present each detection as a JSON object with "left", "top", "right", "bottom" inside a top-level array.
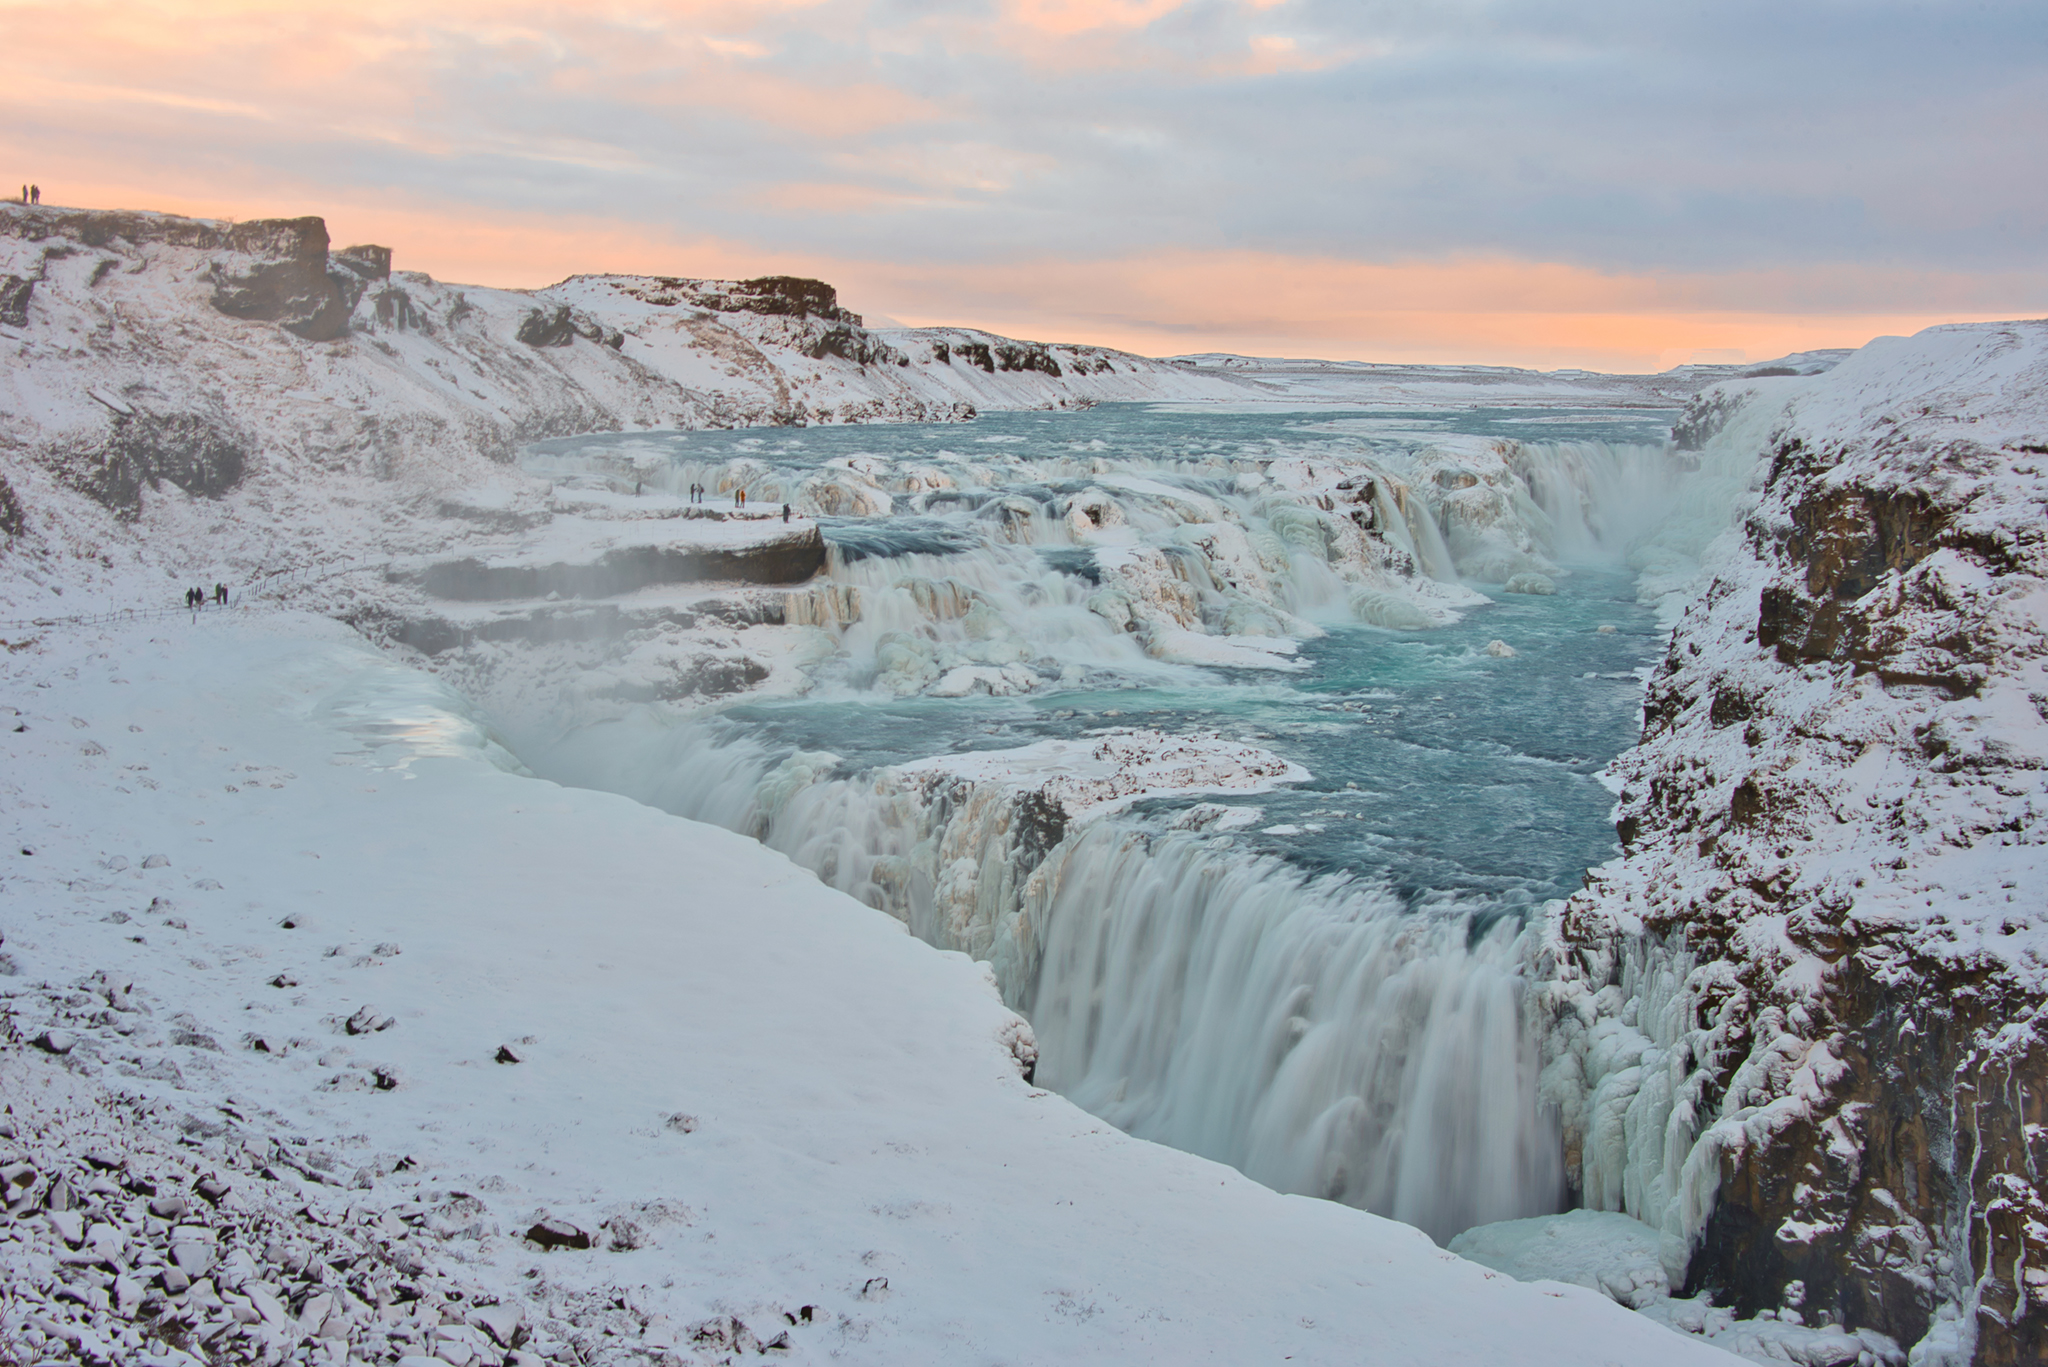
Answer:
[{"left": 4, "top": 0, "right": 2043, "bottom": 371}]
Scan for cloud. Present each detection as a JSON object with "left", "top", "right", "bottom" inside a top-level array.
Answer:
[{"left": 2, "top": 0, "right": 2040, "bottom": 364}]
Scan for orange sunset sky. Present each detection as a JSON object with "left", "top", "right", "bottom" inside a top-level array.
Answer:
[{"left": 5, "top": 0, "right": 2042, "bottom": 372}]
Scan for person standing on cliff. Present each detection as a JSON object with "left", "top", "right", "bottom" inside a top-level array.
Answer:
[{"left": 28, "top": 185, "right": 38, "bottom": 205}]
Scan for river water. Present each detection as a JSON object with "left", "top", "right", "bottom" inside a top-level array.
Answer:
[{"left": 518, "top": 402, "right": 1700, "bottom": 1241}]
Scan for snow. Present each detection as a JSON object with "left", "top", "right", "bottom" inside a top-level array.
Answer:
[
  {"left": 1537, "top": 319, "right": 2048, "bottom": 1361},
  {"left": 1452, "top": 1212, "right": 1904, "bottom": 1366},
  {"left": 11, "top": 198, "right": 2037, "bottom": 1364},
  {"left": 893, "top": 728, "right": 1309, "bottom": 820},
  {"left": 0, "top": 613, "right": 1743, "bottom": 1365}
]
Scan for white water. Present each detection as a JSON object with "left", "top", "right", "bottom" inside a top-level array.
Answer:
[
  {"left": 518, "top": 407, "right": 1769, "bottom": 1245},
  {"left": 1025, "top": 825, "right": 1561, "bottom": 1241}
]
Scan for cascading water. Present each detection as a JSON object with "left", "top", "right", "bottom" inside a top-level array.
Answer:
[
  {"left": 1022, "top": 825, "right": 1562, "bottom": 1241},
  {"left": 514, "top": 403, "right": 1756, "bottom": 1244}
]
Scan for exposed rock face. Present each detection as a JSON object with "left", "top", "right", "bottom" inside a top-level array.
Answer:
[
  {"left": 946, "top": 339, "right": 1064, "bottom": 377},
  {"left": 805, "top": 324, "right": 905, "bottom": 367},
  {"left": 516, "top": 304, "right": 624, "bottom": 350},
  {"left": 202, "top": 216, "right": 360, "bottom": 341},
  {"left": 0, "top": 473, "right": 24, "bottom": 540},
  {"left": 334, "top": 243, "right": 393, "bottom": 280},
  {"left": 713, "top": 275, "right": 858, "bottom": 323},
  {"left": 63, "top": 412, "right": 249, "bottom": 517},
  {"left": 1542, "top": 322, "right": 2048, "bottom": 1367},
  {"left": 516, "top": 304, "right": 578, "bottom": 347},
  {"left": 419, "top": 526, "right": 827, "bottom": 601},
  {"left": 0, "top": 273, "right": 30, "bottom": 326}
]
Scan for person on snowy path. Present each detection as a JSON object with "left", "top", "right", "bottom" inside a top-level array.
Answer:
[
  {"left": 783, "top": 503, "right": 791, "bottom": 523},
  {"left": 214, "top": 583, "right": 227, "bottom": 605}
]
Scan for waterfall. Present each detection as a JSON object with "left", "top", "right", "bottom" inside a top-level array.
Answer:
[
  {"left": 1021, "top": 824, "right": 1563, "bottom": 1243},
  {"left": 507, "top": 413, "right": 1774, "bottom": 1249},
  {"left": 526, "top": 713, "right": 1566, "bottom": 1242}
]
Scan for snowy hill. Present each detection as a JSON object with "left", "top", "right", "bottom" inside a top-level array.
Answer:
[{"left": 0, "top": 200, "right": 1257, "bottom": 624}]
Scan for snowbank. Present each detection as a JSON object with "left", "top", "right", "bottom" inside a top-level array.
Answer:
[
  {"left": 0, "top": 614, "right": 1739, "bottom": 1365},
  {"left": 895, "top": 728, "right": 1308, "bottom": 820}
]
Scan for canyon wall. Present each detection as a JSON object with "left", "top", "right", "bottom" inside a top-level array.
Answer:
[{"left": 1542, "top": 322, "right": 2048, "bottom": 1366}]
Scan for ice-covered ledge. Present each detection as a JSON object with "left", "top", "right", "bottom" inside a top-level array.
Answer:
[
  {"left": 412, "top": 509, "right": 826, "bottom": 600},
  {"left": 0, "top": 614, "right": 1737, "bottom": 1365},
  {"left": 894, "top": 727, "right": 1309, "bottom": 820}
]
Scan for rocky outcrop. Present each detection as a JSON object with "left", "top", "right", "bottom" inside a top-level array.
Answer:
[
  {"left": 419, "top": 526, "right": 826, "bottom": 601},
  {"left": 1542, "top": 322, "right": 2048, "bottom": 1367},
  {"left": 0, "top": 473, "right": 24, "bottom": 541},
  {"left": 708, "top": 275, "right": 859, "bottom": 324},
  {"left": 334, "top": 243, "right": 392, "bottom": 280},
  {"left": 805, "top": 325, "right": 905, "bottom": 368},
  {"left": 203, "top": 216, "right": 360, "bottom": 342},
  {"left": 61, "top": 412, "right": 249, "bottom": 517},
  {"left": 0, "top": 273, "right": 30, "bottom": 327},
  {"left": 942, "top": 339, "right": 1064, "bottom": 377},
  {"left": 515, "top": 305, "right": 623, "bottom": 350}
]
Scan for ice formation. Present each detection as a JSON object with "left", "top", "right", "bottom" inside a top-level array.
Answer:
[
  {"left": 12, "top": 198, "right": 2042, "bottom": 1366},
  {"left": 1538, "top": 322, "right": 2048, "bottom": 1365}
]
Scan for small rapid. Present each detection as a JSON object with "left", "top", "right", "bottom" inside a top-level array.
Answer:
[{"left": 514, "top": 403, "right": 1759, "bottom": 1244}]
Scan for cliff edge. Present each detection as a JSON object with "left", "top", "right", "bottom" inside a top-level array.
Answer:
[{"left": 1543, "top": 320, "right": 2048, "bottom": 1366}]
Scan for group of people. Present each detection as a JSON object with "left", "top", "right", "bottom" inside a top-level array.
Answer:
[
  {"left": 17, "top": 184, "right": 39, "bottom": 205},
  {"left": 185, "top": 583, "right": 228, "bottom": 609},
  {"left": 679, "top": 481, "right": 791, "bottom": 521}
]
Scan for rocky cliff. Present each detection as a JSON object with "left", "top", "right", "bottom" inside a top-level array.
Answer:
[
  {"left": 0, "top": 201, "right": 1249, "bottom": 611},
  {"left": 1541, "top": 322, "right": 2048, "bottom": 1366}
]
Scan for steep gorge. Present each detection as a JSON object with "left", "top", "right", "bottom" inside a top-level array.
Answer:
[{"left": 1542, "top": 323, "right": 2048, "bottom": 1366}]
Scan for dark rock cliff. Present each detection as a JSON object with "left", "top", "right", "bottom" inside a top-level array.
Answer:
[
  {"left": 1544, "top": 324, "right": 2048, "bottom": 1366},
  {"left": 418, "top": 526, "right": 827, "bottom": 601}
]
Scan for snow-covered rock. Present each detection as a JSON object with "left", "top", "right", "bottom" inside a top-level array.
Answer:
[{"left": 1539, "top": 320, "right": 2048, "bottom": 1366}]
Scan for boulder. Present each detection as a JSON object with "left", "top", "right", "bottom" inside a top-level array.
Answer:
[{"left": 524, "top": 1218, "right": 591, "bottom": 1250}]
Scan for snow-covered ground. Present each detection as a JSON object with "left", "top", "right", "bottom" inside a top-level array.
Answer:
[
  {"left": 9, "top": 195, "right": 2043, "bottom": 1366},
  {"left": 0, "top": 614, "right": 1745, "bottom": 1365}
]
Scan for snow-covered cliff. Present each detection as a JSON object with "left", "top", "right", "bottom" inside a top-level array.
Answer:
[
  {"left": 1541, "top": 321, "right": 2048, "bottom": 1366},
  {"left": 0, "top": 202, "right": 1247, "bottom": 594}
]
